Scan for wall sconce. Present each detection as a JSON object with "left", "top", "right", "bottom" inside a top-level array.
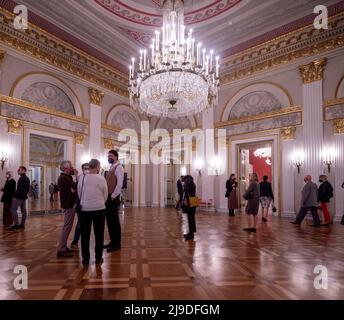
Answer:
[
  {"left": 0, "top": 148, "right": 9, "bottom": 170},
  {"left": 211, "top": 155, "right": 222, "bottom": 176},
  {"left": 292, "top": 151, "right": 304, "bottom": 174},
  {"left": 322, "top": 149, "right": 335, "bottom": 173},
  {"left": 194, "top": 158, "right": 204, "bottom": 176}
]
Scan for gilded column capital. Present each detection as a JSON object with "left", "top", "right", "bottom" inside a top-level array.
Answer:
[
  {"left": 298, "top": 58, "right": 327, "bottom": 84},
  {"left": 7, "top": 119, "right": 22, "bottom": 133},
  {"left": 280, "top": 126, "right": 296, "bottom": 140},
  {"left": 0, "top": 50, "right": 6, "bottom": 64},
  {"left": 88, "top": 88, "right": 104, "bottom": 106},
  {"left": 333, "top": 119, "right": 344, "bottom": 134},
  {"left": 75, "top": 133, "right": 86, "bottom": 145},
  {"left": 103, "top": 138, "right": 114, "bottom": 150}
]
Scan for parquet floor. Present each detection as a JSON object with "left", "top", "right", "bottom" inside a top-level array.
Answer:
[{"left": 1, "top": 208, "right": 344, "bottom": 300}]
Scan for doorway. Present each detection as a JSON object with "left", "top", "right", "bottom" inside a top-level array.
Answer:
[
  {"left": 238, "top": 140, "right": 274, "bottom": 212},
  {"left": 28, "top": 134, "right": 66, "bottom": 213}
]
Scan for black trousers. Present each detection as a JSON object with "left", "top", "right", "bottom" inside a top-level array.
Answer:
[
  {"left": 80, "top": 210, "right": 105, "bottom": 261},
  {"left": 105, "top": 195, "right": 121, "bottom": 247},
  {"left": 187, "top": 212, "right": 196, "bottom": 233},
  {"left": 295, "top": 206, "right": 320, "bottom": 225}
]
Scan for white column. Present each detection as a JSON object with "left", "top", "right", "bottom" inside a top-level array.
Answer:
[
  {"left": 299, "top": 59, "right": 326, "bottom": 180},
  {"left": 201, "top": 107, "right": 214, "bottom": 202},
  {"left": 151, "top": 164, "right": 159, "bottom": 207},
  {"left": 140, "top": 164, "right": 146, "bottom": 207},
  {"left": 334, "top": 132, "right": 344, "bottom": 219},
  {"left": 159, "top": 163, "right": 165, "bottom": 207},
  {"left": 133, "top": 164, "right": 140, "bottom": 207},
  {"left": 88, "top": 88, "right": 104, "bottom": 159},
  {"left": 281, "top": 138, "right": 295, "bottom": 215}
]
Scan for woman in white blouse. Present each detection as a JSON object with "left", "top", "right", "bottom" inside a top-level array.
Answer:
[{"left": 78, "top": 159, "right": 108, "bottom": 266}]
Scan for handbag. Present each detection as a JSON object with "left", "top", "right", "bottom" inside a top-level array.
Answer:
[
  {"left": 189, "top": 196, "right": 200, "bottom": 208},
  {"left": 243, "top": 191, "right": 253, "bottom": 200},
  {"left": 76, "top": 174, "right": 85, "bottom": 212}
]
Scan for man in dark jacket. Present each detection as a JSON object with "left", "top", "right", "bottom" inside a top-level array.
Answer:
[
  {"left": 57, "top": 160, "right": 78, "bottom": 257},
  {"left": 291, "top": 175, "right": 320, "bottom": 227},
  {"left": 318, "top": 175, "right": 333, "bottom": 225},
  {"left": 10, "top": 166, "right": 30, "bottom": 230}
]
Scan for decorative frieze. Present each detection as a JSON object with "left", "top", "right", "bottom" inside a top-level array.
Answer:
[
  {"left": 334, "top": 119, "right": 344, "bottom": 134},
  {"left": 88, "top": 88, "right": 104, "bottom": 106},
  {"left": 7, "top": 118, "right": 22, "bottom": 133},
  {"left": 0, "top": 49, "right": 5, "bottom": 63},
  {"left": 75, "top": 133, "right": 86, "bottom": 145},
  {"left": 280, "top": 126, "right": 296, "bottom": 140},
  {"left": 298, "top": 58, "right": 327, "bottom": 84}
]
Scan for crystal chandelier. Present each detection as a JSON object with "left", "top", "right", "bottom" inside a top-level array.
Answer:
[{"left": 128, "top": 0, "right": 220, "bottom": 118}]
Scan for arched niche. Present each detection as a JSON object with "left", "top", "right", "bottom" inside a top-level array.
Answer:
[
  {"left": 106, "top": 104, "right": 142, "bottom": 133},
  {"left": 11, "top": 72, "right": 84, "bottom": 117},
  {"left": 221, "top": 82, "right": 293, "bottom": 121},
  {"left": 155, "top": 116, "right": 197, "bottom": 131}
]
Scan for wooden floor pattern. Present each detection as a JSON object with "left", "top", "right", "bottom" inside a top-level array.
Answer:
[{"left": 1, "top": 208, "right": 344, "bottom": 300}]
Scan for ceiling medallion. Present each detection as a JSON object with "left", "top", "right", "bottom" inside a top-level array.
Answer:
[{"left": 128, "top": 0, "right": 220, "bottom": 118}]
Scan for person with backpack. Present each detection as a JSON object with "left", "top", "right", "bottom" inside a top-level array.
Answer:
[{"left": 318, "top": 175, "right": 333, "bottom": 226}]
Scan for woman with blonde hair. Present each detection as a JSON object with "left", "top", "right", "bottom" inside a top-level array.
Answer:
[{"left": 243, "top": 173, "right": 260, "bottom": 232}]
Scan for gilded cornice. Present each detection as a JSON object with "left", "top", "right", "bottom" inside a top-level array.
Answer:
[
  {"left": 221, "top": 13, "right": 344, "bottom": 84},
  {"left": 0, "top": 8, "right": 129, "bottom": 98},
  {"left": 215, "top": 106, "right": 302, "bottom": 128},
  {"left": 324, "top": 97, "right": 344, "bottom": 107},
  {"left": 0, "top": 94, "right": 89, "bottom": 124},
  {"left": 299, "top": 58, "right": 327, "bottom": 84}
]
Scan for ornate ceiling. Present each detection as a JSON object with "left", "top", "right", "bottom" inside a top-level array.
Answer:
[{"left": 1, "top": 0, "right": 344, "bottom": 73}]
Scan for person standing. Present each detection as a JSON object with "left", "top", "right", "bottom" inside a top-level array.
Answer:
[
  {"left": 318, "top": 175, "right": 333, "bottom": 226},
  {"left": 57, "top": 160, "right": 78, "bottom": 257},
  {"left": 182, "top": 175, "right": 197, "bottom": 241},
  {"left": 259, "top": 175, "right": 274, "bottom": 223},
  {"left": 10, "top": 166, "right": 30, "bottom": 230},
  {"left": 291, "top": 175, "right": 320, "bottom": 227},
  {"left": 104, "top": 150, "right": 124, "bottom": 252},
  {"left": 78, "top": 159, "right": 107, "bottom": 266},
  {"left": 1, "top": 171, "right": 16, "bottom": 227},
  {"left": 53, "top": 183, "right": 59, "bottom": 201},
  {"left": 175, "top": 176, "right": 184, "bottom": 211},
  {"left": 49, "top": 183, "right": 54, "bottom": 202},
  {"left": 70, "top": 163, "right": 89, "bottom": 250},
  {"left": 243, "top": 173, "right": 260, "bottom": 232},
  {"left": 225, "top": 174, "right": 238, "bottom": 216}
]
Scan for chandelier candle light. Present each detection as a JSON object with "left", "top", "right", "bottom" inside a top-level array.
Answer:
[{"left": 129, "top": 0, "right": 220, "bottom": 118}]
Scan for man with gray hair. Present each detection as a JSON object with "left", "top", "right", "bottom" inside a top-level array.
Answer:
[
  {"left": 291, "top": 175, "right": 320, "bottom": 227},
  {"left": 57, "top": 160, "right": 78, "bottom": 257}
]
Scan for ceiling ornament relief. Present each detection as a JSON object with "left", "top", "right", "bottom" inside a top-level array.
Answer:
[
  {"left": 94, "top": 0, "right": 241, "bottom": 26},
  {"left": 229, "top": 91, "right": 282, "bottom": 120},
  {"left": 119, "top": 28, "right": 152, "bottom": 46},
  {"left": 21, "top": 82, "right": 76, "bottom": 115}
]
